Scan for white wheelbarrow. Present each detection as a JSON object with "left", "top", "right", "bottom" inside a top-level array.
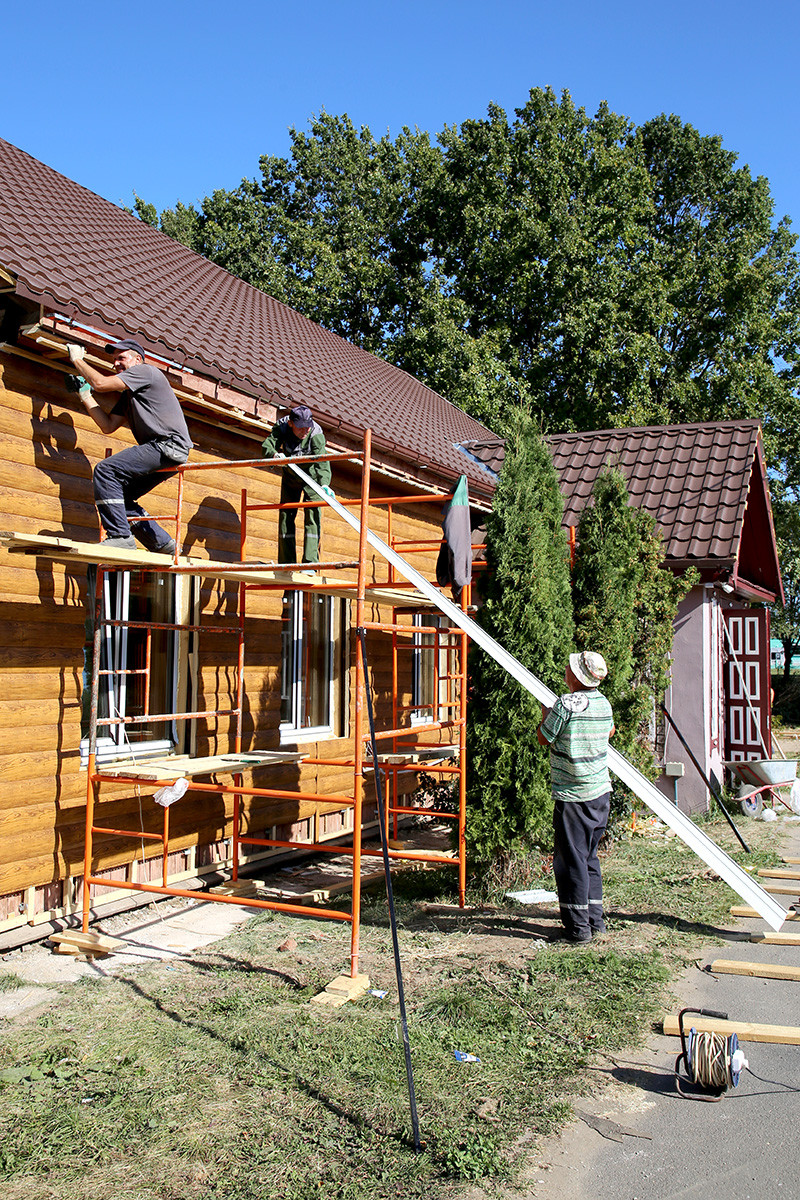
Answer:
[{"left": 724, "top": 759, "right": 798, "bottom": 817}]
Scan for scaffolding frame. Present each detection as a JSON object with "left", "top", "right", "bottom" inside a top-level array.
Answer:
[{"left": 81, "top": 429, "right": 473, "bottom": 975}]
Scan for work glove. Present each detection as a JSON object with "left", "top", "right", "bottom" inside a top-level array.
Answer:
[
  {"left": 321, "top": 485, "right": 335, "bottom": 500},
  {"left": 65, "top": 374, "right": 91, "bottom": 396},
  {"left": 66, "top": 342, "right": 85, "bottom": 363}
]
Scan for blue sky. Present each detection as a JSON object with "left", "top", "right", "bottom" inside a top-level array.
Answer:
[{"left": 5, "top": 1, "right": 799, "bottom": 226}]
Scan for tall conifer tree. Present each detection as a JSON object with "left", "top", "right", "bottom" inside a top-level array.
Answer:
[
  {"left": 571, "top": 468, "right": 695, "bottom": 816},
  {"left": 465, "top": 412, "right": 573, "bottom": 861}
]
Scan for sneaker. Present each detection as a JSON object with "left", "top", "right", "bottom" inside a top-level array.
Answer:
[
  {"left": 101, "top": 536, "right": 137, "bottom": 549},
  {"left": 156, "top": 538, "right": 176, "bottom": 556}
]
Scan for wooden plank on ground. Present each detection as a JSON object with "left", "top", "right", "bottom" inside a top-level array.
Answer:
[
  {"left": 49, "top": 930, "right": 125, "bottom": 954},
  {"left": 750, "top": 930, "right": 800, "bottom": 945},
  {"left": 710, "top": 959, "right": 800, "bottom": 982},
  {"left": 758, "top": 868, "right": 800, "bottom": 880},
  {"left": 782, "top": 857, "right": 800, "bottom": 865},
  {"left": 730, "top": 905, "right": 799, "bottom": 920},
  {"left": 662, "top": 1014, "right": 800, "bottom": 1044},
  {"left": 761, "top": 882, "right": 800, "bottom": 896}
]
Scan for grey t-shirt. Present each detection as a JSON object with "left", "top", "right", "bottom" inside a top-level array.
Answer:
[{"left": 113, "top": 364, "right": 191, "bottom": 453}]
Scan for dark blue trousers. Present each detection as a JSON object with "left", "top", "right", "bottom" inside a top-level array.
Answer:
[
  {"left": 93, "top": 441, "right": 179, "bottom": 551},
  {"left": 552, "top": 792, "right": 610, "bottom": 939}
]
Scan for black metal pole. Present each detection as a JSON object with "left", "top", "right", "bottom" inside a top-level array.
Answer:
[
  {"left": 358, "top": 627, "right": 421, "bottom": 1155},
  {"left": 661, "top": 705, "right": 750, "bottom": 853}
]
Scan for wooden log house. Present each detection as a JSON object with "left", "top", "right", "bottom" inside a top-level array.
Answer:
[{"left": 0, "top": 138, "right": 495, "bottom": 947}]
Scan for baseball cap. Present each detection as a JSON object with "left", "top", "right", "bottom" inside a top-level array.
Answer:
[
  {"left": 288, "top": 405, "right": 313, "bottom": 429},
  {"left": 105, "top": 339, "right": 146, "bottom": 360}
]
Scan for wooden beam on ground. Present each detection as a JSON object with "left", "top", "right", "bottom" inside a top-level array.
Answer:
[
  {"left": 710, "top": 959, "right": 800, "bottom": 982},
  {"left": 761, "top": 882, "right": 800, "bottom": 896},
  {"left": 750, "top": 930, "right": 800, "bottom": 945},
  {"left": 663, "top": 1014, "right": 800, "bottom": 1044},
  {"left": 782, "top": 857, "right": 800, "bottom": 865},
  {"left": 730, "top": 905, "right": 798, "bottom": 920},
  {"left": 758, "top": 868, "right": 800, "bottom": 880},
  {"left": 49, "top": 930, "right": 125, "bottom": 955}
]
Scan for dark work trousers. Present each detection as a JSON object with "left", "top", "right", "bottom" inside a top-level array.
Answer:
[
  {"left": 93, "top": 441, "right": 179, "bottom": 551},
  {"left": 278, "top": 472, "right": 321, "bottom": 564},
  {"left": 552, "top": 792, "right": 611, "bottom": 940}
]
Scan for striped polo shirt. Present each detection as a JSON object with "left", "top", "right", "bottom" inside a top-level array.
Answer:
[{"left": 540, "top": 689, "right": 614, "bottom": 804}]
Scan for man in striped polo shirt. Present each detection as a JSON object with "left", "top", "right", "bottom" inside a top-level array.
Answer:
[{"left": 537, "top": 651, "right": 615, "bottom": 943}]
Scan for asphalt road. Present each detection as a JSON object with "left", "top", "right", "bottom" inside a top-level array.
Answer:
[{"left": 530, "top": 823, "right": 800, "bottom": 1200}]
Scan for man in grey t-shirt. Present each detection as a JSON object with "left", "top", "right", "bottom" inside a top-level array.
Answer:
[{"left": 65, "top": 339, "right": 191, "bottom": 554}]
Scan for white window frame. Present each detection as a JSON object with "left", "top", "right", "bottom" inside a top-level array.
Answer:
[
  {"left": 411, "top": 614, "right": 450, "bottom": 725},
  {"left": 279, "top": 590, "right": 338, "bottom": 743},
  {"left": 81, "top": 571, "right": 184, "bottom": 767}
]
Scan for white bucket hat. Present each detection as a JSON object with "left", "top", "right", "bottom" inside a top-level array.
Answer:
[{"left": 569, "top": 650, "right": 608, "bottom": 688}]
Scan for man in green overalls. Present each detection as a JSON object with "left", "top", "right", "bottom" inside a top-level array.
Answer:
[{"left": 262, "top": 405, "right": 332, "bottom": 564}]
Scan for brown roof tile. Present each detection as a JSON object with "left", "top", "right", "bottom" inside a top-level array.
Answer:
[
  {"left": 459, "top": 420, "right": 771, "bottom": 570},
  {"left": 0, "top": 138, "right": 492, "bottom": 492}
]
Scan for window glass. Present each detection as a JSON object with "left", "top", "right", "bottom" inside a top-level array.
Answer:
[
  {"left": 280, "top": 591, "right": 345, "bottom": 738},
  {"left": 82, "top": 568, "right": 178, "bottom": 762},
  {"left": 412, "top": 614, "right": 451, "bottom": 723}
]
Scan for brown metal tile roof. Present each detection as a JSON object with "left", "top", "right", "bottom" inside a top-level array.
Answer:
[
  {"left": 0, "top": 138, "right": 492, "bottom": 492},
  {"left": 459, "top": 420, "right": 774, "bottom": 571}
]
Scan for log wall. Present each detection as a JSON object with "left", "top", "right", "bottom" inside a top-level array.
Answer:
[{"left": 0, "top": 348, "right": 455, "bottom": 932}]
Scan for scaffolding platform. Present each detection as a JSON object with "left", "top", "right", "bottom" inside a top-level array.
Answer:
[
  {"left": 96, "top": 751, "right": 307, "bottom": 781},
  {"left": 2, "top": 428, "right": 473, "bottom": 975}
]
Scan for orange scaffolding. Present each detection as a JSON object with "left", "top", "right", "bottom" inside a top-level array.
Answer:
[{"left": 82, "top": 429, "right": 475, "bottom": 976}]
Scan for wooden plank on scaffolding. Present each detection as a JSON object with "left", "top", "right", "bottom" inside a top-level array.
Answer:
[
  {"left": 97, "top": 751, "right": 307, "bottom": 780},
  {"left": 710, "top": 959, "right": 800, "bottom": 981},
  {"left": 0, "top": 530, "right": 435, "bottom": 607},
  {"left": 662, "top": 1014, "right": 800, "bottom": 1044},
  {"left": 367, "top": 744, "right": 461, "bottom": 765}
]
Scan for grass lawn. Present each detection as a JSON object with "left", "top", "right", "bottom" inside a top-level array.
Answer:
[{"left": 0, "top": 817, "right": 787, "bottom": 1200}]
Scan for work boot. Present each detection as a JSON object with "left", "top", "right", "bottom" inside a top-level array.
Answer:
[{"left": 101, "top": 536, "right": 137, "bottom": 550}]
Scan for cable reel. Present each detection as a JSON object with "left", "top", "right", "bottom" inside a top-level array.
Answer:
[{"left": 674, "top": 1008, "right": 749, "bottom": 1101}]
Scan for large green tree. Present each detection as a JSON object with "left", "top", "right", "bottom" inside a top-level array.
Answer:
[
  {"left": 465, "top": 411, "right": 573, "bottom": 861},
  {"left": 139, "top": 90, "right": 800, "bottom": 457},
  {"left": 770, "top": 491, "right": 800, "bottom": 678}
]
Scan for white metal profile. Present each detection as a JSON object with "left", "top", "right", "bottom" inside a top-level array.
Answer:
[{"left": 293, "top": 463, "right": 789, "bottom": 932}]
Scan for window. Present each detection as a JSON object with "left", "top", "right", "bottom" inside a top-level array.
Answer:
[
  {"left": 280, "top": 591, "right": 346, "bottom": 741},
  {"left": 412, "top": 614, "right": 451, "bottom": 724},
  {"left": 81, "top": 569, "right": 186, "bottom": 766}
]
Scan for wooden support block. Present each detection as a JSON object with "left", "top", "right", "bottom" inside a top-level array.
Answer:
[
  {"left": 663, "top": 1014, "right": 800, "bottom": 1044},
  {"left": 209, "top": 880, "right": 259, "bottom": 898},
  {"left": 50, "top": 930, "right": 125, "bottom": 954},
  {"left": 750, "top": 930, "right": 800, "bottom": 945},
  {"left": 761, "top": 883, "right": 800, "bottom": 896},
  {"left": 709, "top": 959, "right": 800, "bottom": 982},
  {"left": 310, "top": 972, "right": 370, "bottom": 1007},
  {"left": 730, "top": 905, "right": 799, "bottom": 920},
  {"left": 52, "top": 943, "right": 108, "bottom": 960},
  {"left": 387, "top": 839, "right": 406, "bottom": 850},
  {"left": 758, "top": 868, "right": 800, "bottom": 880}
]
